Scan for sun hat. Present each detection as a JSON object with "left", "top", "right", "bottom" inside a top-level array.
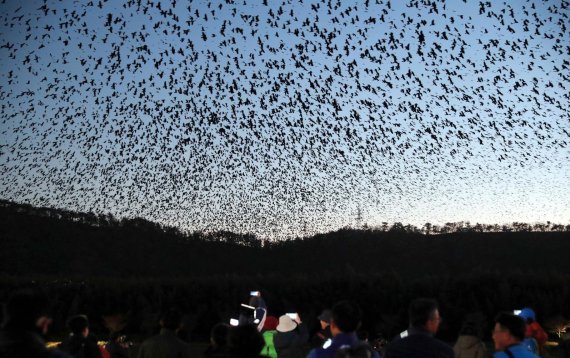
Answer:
[{"left": 276, "top": 315, "right": 297, "bottom": 333}]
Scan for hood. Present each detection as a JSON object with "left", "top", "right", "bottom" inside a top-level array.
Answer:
[{"left": 455, "top": 335, "right": 481, "bottom": 349}]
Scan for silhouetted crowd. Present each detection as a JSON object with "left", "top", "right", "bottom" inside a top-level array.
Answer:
[{"left": 1, "top": 289, "right": 569, "bottom": 358}]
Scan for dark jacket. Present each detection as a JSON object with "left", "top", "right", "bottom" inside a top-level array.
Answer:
[
  {"left": 60, "top": 334, "right": 102, "bottom": 358},
  {"left": 310, "top": 326, "right": 332, "bottom": 349},
  {"left": 137, "top": 328, "right": 191, "bottom": 358},
  {"left": 0, "top": 327, "right": 71, "bottom": 358},
  {"left": 384, "top": 327, "right": 453, "bottom": 358},
  {"left": 273, "top": 323, "right": 309, "bottom": 358},
  {"left": 306, "top": 332, "right": 380, "bottom": 358}
]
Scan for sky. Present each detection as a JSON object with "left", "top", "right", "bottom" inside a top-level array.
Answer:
[{"left": 1, "top": 0, "right": 569, "bottom": 239}]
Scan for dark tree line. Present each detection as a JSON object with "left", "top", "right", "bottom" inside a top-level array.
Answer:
[{"left": 1, "top": 199, "right": 570, "bottom": 345}]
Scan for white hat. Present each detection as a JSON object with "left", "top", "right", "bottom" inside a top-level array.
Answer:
[{"left": 276, "top": 315, "right": 297, "bottom": 333}]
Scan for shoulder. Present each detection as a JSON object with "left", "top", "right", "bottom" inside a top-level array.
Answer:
[{"left": 493, "top": 352, "right": 509, "bottom": 358}]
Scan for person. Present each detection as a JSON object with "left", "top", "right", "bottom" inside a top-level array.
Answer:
[
  {"left": 273, "top": 313, "right": 309, "bottom": 358},
  {"left": 492, "top": 312, "right": 539, "bottom": 358},
  {"left": 137, "top": 308, "right": 191, "bottom": 358},
  {"left": 453, "top": 318, "right": 487, "bottom": 358},
  {"left": 227, "top": 323, "right": 267, "bottom": 358},
  {"left": 239, "top": 291, "right": 267, "bottom": 332},
  {"left": 311, "top": 310, "right": 333, "bottom": 349},
  {"left": 306, "top": 301, "right": 379, "bottom": 358},
  {"left": 104, "top": 332, "right": 131, "bottom": 358},
  {"left": 384, "top": 298, "right": 453, "bottom": 358},
  {"left": 261, "top": 316, "right": 279, "bottom": 358},
  {"left": 516, "top": 308, "right": 547, "bottom": 356},
  {"left": 204, "top": 323, "right": 231, "bottom": 358},
  {"left": 0, "top": 288, "right": 71, "bottom": 358},
  {"left": 60, "top": 315, "right": 103, "bottom": 358}
]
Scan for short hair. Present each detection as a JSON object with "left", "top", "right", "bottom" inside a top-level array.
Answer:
[
  {"left": 210, "top": 322, "right": 230, "bottom": 347},
  {"left": 67, "top": 315, "right": 89, "bottom": 335},
  {"left": 495, "top": 312, "right": 526, "bottom": 341},
  {"left": 332, "top": 301, "right": 362, "bottom": 333},
  {"left": 160, "top": 308, "right": 182, "bottom": 330},
  {"left": 227, "top": 324, "right": 265, "bottom": 357},
  {"left": 409, "top": 298, "right": 439, "bottom": 328},
  {"left": 4, "top": 289, "right": 50, "bottom": 330}
]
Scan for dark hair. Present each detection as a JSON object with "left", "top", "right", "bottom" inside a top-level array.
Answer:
[
  {"left": 227, "top": 324, "right": 265, "bottom": 357},
  {"left": 495, "top": 312, "right": 526, "bottom": 341},
  {"left": 335, "top": 342, "right": 374, "bottom": 358},
  {"left": 67, "top": 315, "right": 89, "bottom": 335},
  {"left": 4, "top": 289, "right": 50, "bottom": 330},
  {"left": 332, "top": 301, "right": 362, "bottom": 333},
  {"left": 160, "top": 309, "right": 182, "bottom": 330},
  {"left": 409, "top": 298, "right": 439, "bottom": 328},
  {"left": 211, "top": 322, "right": 230, "bottom": 347}
]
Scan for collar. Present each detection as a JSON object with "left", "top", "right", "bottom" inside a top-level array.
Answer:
[
  {"left": 160, "top": 328, "right": 177, "bottom": 336},
  {"left": 408, "top": 326, "right": 434, "bottom": 337}
]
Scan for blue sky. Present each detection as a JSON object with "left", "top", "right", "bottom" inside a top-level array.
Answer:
[{"left": 1, "top": 0, "right": 569, "bottom": 238}]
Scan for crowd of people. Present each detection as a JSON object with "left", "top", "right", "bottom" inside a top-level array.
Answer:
[{"left": 0, "top": 289, "right": 568, "bottom": 358}]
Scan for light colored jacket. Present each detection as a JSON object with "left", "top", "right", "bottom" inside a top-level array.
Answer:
[{"left": 454, "top": 335, "right": 487, "bottom": 358}]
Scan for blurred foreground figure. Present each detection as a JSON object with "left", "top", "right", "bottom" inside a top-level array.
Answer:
[
  {"left": 227, "top": 323, "right": 267, "bottom": 358},
  {"left": 60, "top": 315, "right": 103, "bottom": 358},
  {"left": 0, "top": 289, "right": 70, "bottom": 358},
  {"left": 492, "top": 313, "right": 538, "bottom": 358},
  {"left": 137, "top": 309, "right": 191, "bottom": 358},
  {"left": 384, "top": 298, "right": 453, "bottom": 358}
]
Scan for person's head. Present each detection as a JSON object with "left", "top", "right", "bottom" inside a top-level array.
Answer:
[
  {"left": 227, "top": 324, "right": 265, "bottom": 357},
  {"left": 318, "top": 309, "right": 332, "bottom": 330},
  {"left": 67, "top": 315, "right": 89, "bottom": 337},
  {"left": 330, "top": 301, "right": 362, "bottom": 336},
  {"left": 160, "top": 308, "right": 182, "bottom": 331},
  {"left": 3, "top": 289, "right": 52, "bottom": 334},
  {"left": 263, "top": 316, "right": 278, "bottom": 331},
  {"left": 408, "top": 298, "right": 441, "bottom": 334},
  {"left": 210, "top": 322, "right": 230, "bottom": 348},
  {"left": 492, "top": 312, "right": 526, "bottom": 351},
  {"left": 517, "top": 308, "right": 536, "bottom": 323}
]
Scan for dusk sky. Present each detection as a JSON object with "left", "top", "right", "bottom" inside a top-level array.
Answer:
[{"left": 1, "top": 0, "right": 569, "bottom": 239}]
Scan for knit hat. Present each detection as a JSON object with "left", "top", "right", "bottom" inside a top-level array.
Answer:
[
  {"left": 318, "top": 309, "right": 332, "bottom": 324},
  {"left": 263, "top": 316, "right": 278, "bottom": 331},
  {"left": 276, "top": 315, "right": 297, "bottom": 333}
]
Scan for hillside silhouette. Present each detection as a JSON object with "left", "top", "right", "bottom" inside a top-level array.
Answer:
[{"left": 1, "top": 200, "right": 569, "bottom": 279}]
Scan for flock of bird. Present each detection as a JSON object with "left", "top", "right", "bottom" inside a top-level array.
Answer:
[{"left": 1, "top": 0, "right": 568, "bottom": 239}]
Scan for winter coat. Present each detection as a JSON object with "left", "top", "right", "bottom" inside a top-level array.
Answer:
[
  {"left": 453, "top": 335, "right": 487, "bottom": 358},
  {"left": 273, "top": 323, "right": 309, "bottom": 358}
]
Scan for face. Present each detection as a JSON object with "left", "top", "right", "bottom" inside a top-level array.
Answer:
[
  {"left": 330, "top": 320, "right": 341, "bottom": 337},
  {"left": 35, "top": 316, "right": 52, "bottom": 335},
  {"left": 425, "top": 309, "right": 442, "bottom": 334},
  {"left": 320, "top": 320, "right": 329, "bottom": 330},
  {"left": 492, "top": 323, "right": 511, "bottom": 351}
]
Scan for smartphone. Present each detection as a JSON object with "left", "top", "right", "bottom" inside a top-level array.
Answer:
[
  {"left": 250, "top": 291, "right": 260, "bottom": 296},
  {"left": 513, "top": 310, "right": 522, "bottom": 315},
  {"left": 230, "top": 318, "right": 239, "bottom": 326}
]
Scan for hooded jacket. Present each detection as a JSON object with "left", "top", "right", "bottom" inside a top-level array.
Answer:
[{"left": 453, "top": 335, "right": 487, "bottom": 358}]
